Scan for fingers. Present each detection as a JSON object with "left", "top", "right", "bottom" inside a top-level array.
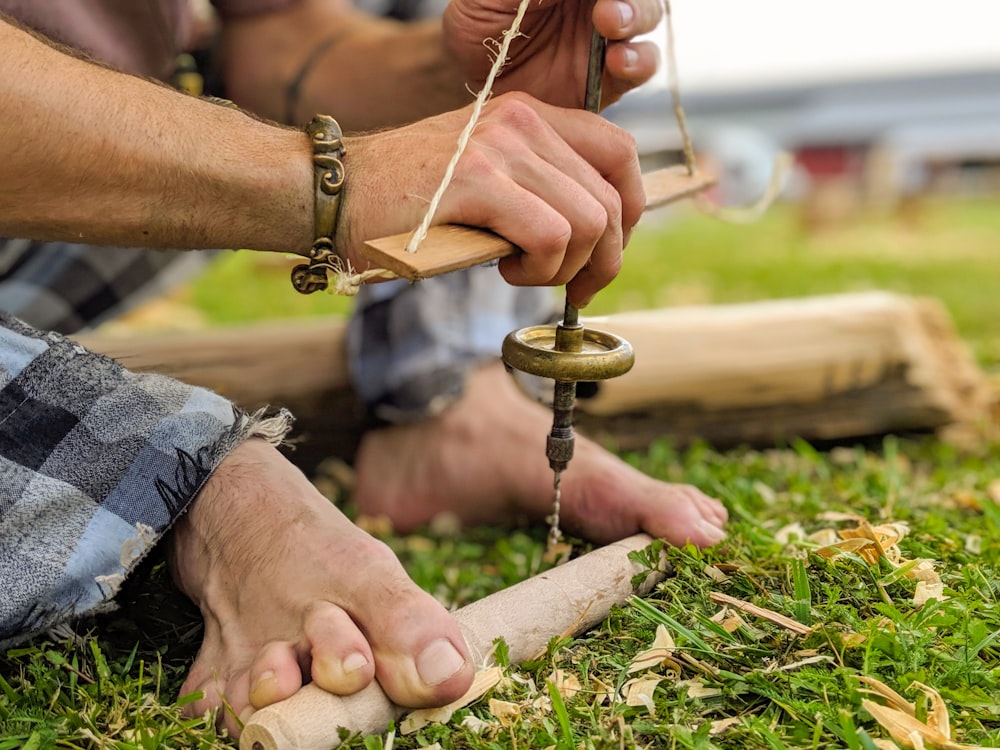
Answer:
[
  {"left": 344, "top": 93, "right": 643, "bottom": 302},
  {"left": 593, "top": 0, "right": 663, "bottom": 40},
  {"left": 592, "top": 0, "right": 662, "bottom": 104},
  {"left": 602, "top": 40, "right": 661, "bottom": 103},
  {"left": 446, "top": 93, "right": 642, "bottom": 302}
]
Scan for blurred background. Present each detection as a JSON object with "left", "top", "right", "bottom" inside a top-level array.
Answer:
[{"left": 114, "top": 0, "right": 1000, "bottom": 380}]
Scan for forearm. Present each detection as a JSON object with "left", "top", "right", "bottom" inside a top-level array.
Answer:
[
  {"left": 220, "top": 0, "right": 470, "bottom": 130},
  {"left": 0, "top": 18, "right": 313, "bottom": 254}
]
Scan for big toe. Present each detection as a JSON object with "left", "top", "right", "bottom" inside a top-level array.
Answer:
[
  {"left": 363, "top": 587, "right": 475, "bottom": 707},
  {"left": 317, "top": 537, "right": 476, "bottom": 708}
]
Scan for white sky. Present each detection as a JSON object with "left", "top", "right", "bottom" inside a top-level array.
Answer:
[{"left": 661, "top": 1, "right": 1000, "bottom": 90}]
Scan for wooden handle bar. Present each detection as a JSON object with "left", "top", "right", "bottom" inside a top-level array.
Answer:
[{"left": 360, "top": 165, "right": 715, "bottom": 281}]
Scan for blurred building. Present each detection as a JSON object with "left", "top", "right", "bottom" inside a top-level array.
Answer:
[{"left": 610, "top": 67, "right": 1000, "bottom": 214}]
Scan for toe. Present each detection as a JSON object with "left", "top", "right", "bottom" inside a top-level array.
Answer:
[
  {"left": 376, "top": 600, "right": 474, "bottom": 707},
  {"left": 182, "top": 671, "right": 249, "bottom": 736},
  {"left": 248, "top": 641, "right": 306, "bottom": 708},
  {"left": 339, "top": 541, "right": 475, "bottom": 707},
  {"left": 304, "top": 601, "right": 376, "bottom": 695}
]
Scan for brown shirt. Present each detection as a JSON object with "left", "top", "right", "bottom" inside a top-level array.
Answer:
[{"left": 0, "top": 0, "right": 298, "bottom": 79}]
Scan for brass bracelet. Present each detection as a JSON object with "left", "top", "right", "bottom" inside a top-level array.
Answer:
[{"left": 291, "top": 114, "right": 346, "bottom": 294}]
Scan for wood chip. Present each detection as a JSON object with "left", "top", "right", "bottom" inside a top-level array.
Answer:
[
  {"left": 710, "top": 717, "right": 743, "bottom": 735},
  {"left": 547, "top": 669, "right": 581, "bottom": 700},
  {"left": 858, "top": 676, "right": 989, "bottom": 750}
]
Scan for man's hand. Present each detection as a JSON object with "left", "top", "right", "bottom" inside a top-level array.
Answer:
[
  {"left": 443, "top": 0, "right": 663, "bottom": 109},
  {"left": 339, "top": 92, "right": 644, "bottom": 306}
]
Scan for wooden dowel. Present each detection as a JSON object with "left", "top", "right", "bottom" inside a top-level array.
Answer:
[
  {"left": 360, "top": 165, "right": 716, "bottom": 280},
  {"left": 239, "top": 533, "right": 666, "bottom": 750}
]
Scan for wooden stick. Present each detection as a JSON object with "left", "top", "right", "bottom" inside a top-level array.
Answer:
[
  {"left": 360, "top": 165, "right": 716, "bottom": 280},
  {"left": 239, "top": 533, "right": 665, "bottom": 750},
  {"left": 708, "top": 592, "right": 812, "bottom": 635}
]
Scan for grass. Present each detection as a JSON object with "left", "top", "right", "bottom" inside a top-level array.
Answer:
[{"left": 2, "top": 197, "right": 999, "bottom": 749}]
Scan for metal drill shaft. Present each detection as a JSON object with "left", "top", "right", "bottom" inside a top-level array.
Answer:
[
  {"left": 546, "top": 298, "right": 582, "bottom": 473},
  {"left": 544, "top": 30, "right": 607, "bottom": 480}
]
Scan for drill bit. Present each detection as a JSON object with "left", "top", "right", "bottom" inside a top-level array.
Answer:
[{"left": 544, "top": 30, "right": 607, "bottom": 548}]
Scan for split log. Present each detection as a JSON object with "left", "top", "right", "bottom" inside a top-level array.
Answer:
[
  {"left": 76, "top": 291, "right": 992, "bottom": 471},
  {"left": 572, "top": 291, "right": 991, "bottom": 449},
  {"left": 239, "top": 533, "right": 666, "bottom": 750}
]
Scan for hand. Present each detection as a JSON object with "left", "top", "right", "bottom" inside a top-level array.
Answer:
[
  {"left": 442, "top": 0, "right": 663, "bottom": 109},
  {"left": 338, "top": 92, "right": 644, "bottom": 307}
]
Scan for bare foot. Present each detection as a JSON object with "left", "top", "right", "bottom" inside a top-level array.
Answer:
[
  {"left": 353, "top": 362, "right": 728, "bottom": 547},
  {"left": 167, "top": 439, "right": 474, "bottom": 736}
]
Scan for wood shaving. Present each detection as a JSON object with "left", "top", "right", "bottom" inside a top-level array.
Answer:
[
  {"left": 590, "top": 676, "right": 614, "bottom": 706},
  {"left": 709, "top": 717, "right": 742, "bottom": 735},
  {"left": 775, "top": 522, "right": 808, "bottom": 544},
  {"left": 858, "top": 676, "right": 989, "bottom": 750},
  {"left": 988, "top": 478, "right": 1000, "bottom": 504},
  {"left": 400, "top": 666, "right": 502, "bottom": 734},
  {"left": 487, "top": 698, "right": 523, "bottom": 726},
  {"left": 547, "top": 669, "right": 581, "bottom": 699},
  {"left": 459, "top": 715, "right": 494, "bottom": 734},
  {"left": 622, "top": 676, "right": 662, "bottom": 715},
  {"left": 677, "top": 678, "right": 722, "bottom": 698},
  {"left": 763, "top": 654, "right": 833, "bottom": 673},
  {"left": 965, "top": 534, "right": 982, "bottom": 554},
  {"left": 627, "top": 624, "right": 677, "bottom": 673},
  {"left": 810, "top": 515, "right": 946, "bottom": 607}
]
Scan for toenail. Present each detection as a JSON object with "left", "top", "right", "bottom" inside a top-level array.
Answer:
[
  {"left": 343, "top": 651, "right": 369, "bottom": 673},
  {"left": 416, "top": 639, "right": 466, "bottom": 687},
  {"left": 699, "top": 518, "right": 727, "bottom": 544},
  {"left": 249, "top": 670, "right": 277, "bottom": 706}
]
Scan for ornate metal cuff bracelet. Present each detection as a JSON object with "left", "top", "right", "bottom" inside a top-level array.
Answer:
[{"left": 291, "top": 114, "right": 346, "bottom": 294}]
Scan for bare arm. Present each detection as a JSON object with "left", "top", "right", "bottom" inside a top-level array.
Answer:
[
  {"left": 0, "top": 14, "right": 644, "bottom": 303},
  {"left": 218, "top": 0, "right": 665, "bottom": 132},
  {"left": 0, "top": 16, "right": 313, "bottom": 254},
  {"left": 220, "top": 0, "right": 470, "bottom": 130}
]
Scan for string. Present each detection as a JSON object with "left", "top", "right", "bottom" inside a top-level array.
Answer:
[
  {"left": 322, "top": 0, "right": 532, "bottom": 293},
  {"left": 662, "top": 0, "right": 787, "bottom": 222},
  {"left": 325, "top": 255, "right": 399, "bottom": 296},
  {"left": 663, "top": 0, "right": 696, "bottom": 174},
  {"left": 403, "top": 0, "right": 534, "bottom": 254},
  {"left": 328, "top": 0, "right": 784, "bottom": 295}
]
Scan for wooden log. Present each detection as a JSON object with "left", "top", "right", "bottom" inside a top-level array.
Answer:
[
  {"left": 239, "top": 533, "right": 665, "bottom": 750},
  {"left": 76, "top": 292, "right": 992, "bottom": 471},
  {"left": 572, "top": 291, "right": 992, "bottom": 449},
  {"left": 360, "top": 166, "right": 716, "bottom": 280}
]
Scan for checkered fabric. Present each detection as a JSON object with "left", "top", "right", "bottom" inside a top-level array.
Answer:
[
  {"left": 347, "top": 263, "right": 556, "bottom": 421},
  {"left": 0, "top": 238, "right": 212, "bottom": 335},
  {"left": 0, "top": 311, "right": 290, "bottom": 647}
]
